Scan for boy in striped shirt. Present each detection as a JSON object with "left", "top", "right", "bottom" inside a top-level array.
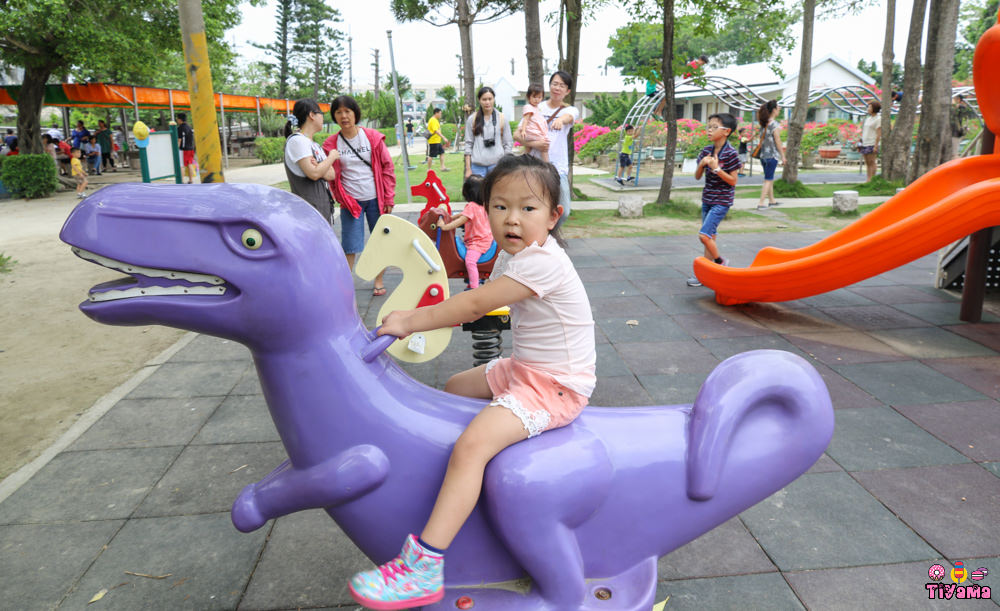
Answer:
[{"left": 687, "top": 113, "right": 741, "bottom": 287}]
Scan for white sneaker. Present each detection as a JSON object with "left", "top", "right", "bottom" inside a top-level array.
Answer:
[{"left": 686, "top": 276, "right": 702, "bottom": 287}]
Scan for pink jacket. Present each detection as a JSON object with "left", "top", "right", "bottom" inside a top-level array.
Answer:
[{"left": 322, "top": 128, "right": 396, "bottom": 218}]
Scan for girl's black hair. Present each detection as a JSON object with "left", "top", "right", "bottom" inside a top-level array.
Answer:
[
  {"left": 757, "top": 99, "right": 778, "bottom": 129},
  {"left": 329, "top": 95, "right": 362, "bottom": 124},
  {"left": 526, "top": 83, "right": 545, "bottom": 100},
  {"left": 472, "top": 87, "right": 496, "bottom": 137},
  {"left": 284, "top": 98, "right": 322, "bottom": 138},
  {"left": 482, "top": 154, "right": 565, "bottom": 246},
  {"left": 462, "top": 174, "right": 485, "bottom": 204},
  {"left": 549, "top": 70, "right": 573, "bottom": 92}
]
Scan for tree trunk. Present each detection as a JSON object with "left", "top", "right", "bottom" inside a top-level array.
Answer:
[
  {"left": 781, "top": 0, "right": 816, "bottom": 184},
  {"left": 882, "top": 0, "right": 928, "bottom": 182},
  {"left": 457, "top": 0, "right": 476, "bottom": 112},
  {"left": 524, "top": 0, "right": 544, "bottom": 86},
  {"left": 656, "top": 0, "right": 677, "bottom": 204},
  {"left": 560, "top": 0, "right": 582, "bottom": 194},
  {"left": 879, "top": 0, "right": 896, "bottom": 151},
  {"left": 278, "top": 0, "right": 291, "bottom": 99},
  {"left": 911, "top": 0, "right": 960, "bottom": 181},
  {"left": 17, "top": 65, "right": 52, "bottom": 155},
  {"left": 313, "top": 46, "right": 320, "bottom": 98}
]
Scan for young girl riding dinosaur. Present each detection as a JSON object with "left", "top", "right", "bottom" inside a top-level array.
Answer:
[{"left": 348, "top": 154, "right": 597, "bottom": 609}]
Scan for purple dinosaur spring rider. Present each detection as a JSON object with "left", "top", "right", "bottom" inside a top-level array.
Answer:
[{"left": 60, "top": 184, "right": 834, "bottom": 610}]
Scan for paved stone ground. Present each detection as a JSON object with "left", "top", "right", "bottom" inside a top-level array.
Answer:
[{"left": 2, "top": 218, "right": 999, "bottom": 610}]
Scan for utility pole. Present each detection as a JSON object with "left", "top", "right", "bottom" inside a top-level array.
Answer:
[
  {"left": 387, "top": 30, "right": 412, "bottom": 202},
  {"left": 511, "top": 58, "right": 515, "bottom": 76},
  {"left": 348, "top": 35, "right": 353, "bottom": 95},
  {"left": 372, "top": 49, "right": 380, "bottom": 102},
  {"left": 177, "top": 0, "right": 224, "bottom": 183}
]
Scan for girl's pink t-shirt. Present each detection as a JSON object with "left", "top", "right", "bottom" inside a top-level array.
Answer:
[
  {"left": 460, "top": 202, "right": 493, "bottom": 252},
  {"left": 519, "top": 104, "right": 549, "bottom": 142}
]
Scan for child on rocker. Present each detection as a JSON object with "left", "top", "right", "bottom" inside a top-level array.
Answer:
[
  {"left": 436, "top": 174, "right": 492, "bottom": 289},
  {"left": 518, "top": 84, "right": 550, "bottom": 162},
  {"left": 686, "top": 112, "right": 741, "bottom": 288},
  {"left": 348, "top": 154, "right": 596, "bottom": 609}
]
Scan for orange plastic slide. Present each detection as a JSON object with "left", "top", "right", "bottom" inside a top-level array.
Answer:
[{"left": 693, "top": 161, "right": 1000, "bottom": 305}]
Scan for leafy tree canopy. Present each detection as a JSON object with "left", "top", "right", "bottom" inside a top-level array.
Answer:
[
  {"left": 954, "top": 0, "right": 999, "bottom": 81},
  {"left": 606, "top": 9, "right": 798, "bottom": 83},
  {"left": 390, "top": 0, "right": 521, "bottom": 27},
  {"left": 856, "top": 59, "right": 904, "bottom": 90}
]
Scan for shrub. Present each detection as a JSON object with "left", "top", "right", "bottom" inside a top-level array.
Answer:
[
  {"left": 377, "top": 127, "right": 398, "bottom": 147},
  {"left": 574, "top": 124, "right": 611, "bottom": 155},
  {"left": 0, "top": 154, "right": 59, "bottom": 199},
  {"left": 799, "top": 123, "right": 841, "bottom": 156},
  {"left": 854, "top": 175, "right": 903, "bottom": 196},
  {"left": 577, "top": 130, "right": 618, "bottom": 159},
  {"left": 773, "top": 178, "right": 820, "bottom": 198},
  {"left": 0, "top": 252, "right": 15, "bottom": 273},
  {"left": 255, "top": 137, "right": 285, "bottom": 164}
]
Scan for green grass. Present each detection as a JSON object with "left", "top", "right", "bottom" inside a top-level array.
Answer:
[
  {"left": 0, "top": 252, "right": 16, "bottom": 274},
  {"left": 393, "top": 153, "right": 466, "bottom": 204}
]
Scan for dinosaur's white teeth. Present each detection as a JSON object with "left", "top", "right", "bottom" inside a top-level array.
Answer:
[
  {"left": 72, "top": 247, "right": 225, "bottom": 285},
  {"left": 88, "top": 285, "right": 228, "bottom": 302}
]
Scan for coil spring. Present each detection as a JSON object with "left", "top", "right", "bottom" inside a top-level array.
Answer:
[{"left": 471, "top": 329, "right": 502, "bottom": 365}]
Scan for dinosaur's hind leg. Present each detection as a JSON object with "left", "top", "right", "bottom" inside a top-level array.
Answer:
[{"left": 497, "top": 520, "right": 588, "bottom": 607}]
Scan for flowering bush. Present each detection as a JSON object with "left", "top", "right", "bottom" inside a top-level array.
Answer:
[
  {"left": 800, "top": 123, "right": 842, "bottom": 155},
  {"left": 573, "top": 124, "right": 611, "bottom": 153}
]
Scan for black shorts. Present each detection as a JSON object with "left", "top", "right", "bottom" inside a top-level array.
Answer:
[
  {"left": 619, "top": 152, "right": 632, "bottom": 167},
  {"left": 428, "top": 142, "right": 445, "bottom": 157}
]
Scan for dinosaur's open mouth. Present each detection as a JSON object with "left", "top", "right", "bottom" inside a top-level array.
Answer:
[{"left": 72, "top": 247, "right": 229, "bottom": 302}]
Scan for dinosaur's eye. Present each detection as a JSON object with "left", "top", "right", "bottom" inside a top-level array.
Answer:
[{"left": 241, "top": 228, "right": 263, "bottom": 250}]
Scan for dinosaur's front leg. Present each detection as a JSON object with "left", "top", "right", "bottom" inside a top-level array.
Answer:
[{"left": 231, "top": 444, "right": 389, "bottom": 532}]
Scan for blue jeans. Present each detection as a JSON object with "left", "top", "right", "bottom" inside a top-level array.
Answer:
[
  {"left": 469, "top": 163, "right": 495, "bottom": 177},
  {"left": 557, "top": 173, "right": 571, "bottom": 224},
  {"left": 340, "top": 197, "right": 381, "bottom": 254},
  {"left": 762, "top": 157, "right": 778, "bottom": 180},
  {"left": 699, "top": 203, "right": 729, "bottom": 238}
]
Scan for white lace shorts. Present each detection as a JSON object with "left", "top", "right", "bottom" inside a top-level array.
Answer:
[{"left": 484, "top": 357, "right": 588, "bottom": 438}]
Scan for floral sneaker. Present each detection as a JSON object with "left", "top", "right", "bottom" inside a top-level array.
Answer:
[{"left": 349, "top": 534, "right": 444, "bottom": 610}]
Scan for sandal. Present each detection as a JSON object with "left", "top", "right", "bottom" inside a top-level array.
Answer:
[{"left": 372, "top": 286, "right": 387, "bottom": 297}]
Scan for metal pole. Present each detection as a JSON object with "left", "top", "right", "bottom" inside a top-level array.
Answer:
[
  {"left": 169, "top": 89, "right": 175, "bottom": 121},
  {"left": 131, "top": 86, "right": 139, "bottom": 122},
  {"left": 348, "top": 33, "right": 354, "bottom": 95},
  {"left": 178, "top": 0, "right": 225, "bottom": 183},
  {"left": 255, "top": 97, "right": 262, "bottom": 135},
  {"left": 220, "top": 93, "right": 228, "bottom": 169},
  {"left": 387, "top": 30, "right": 411, "bottom": 203}
]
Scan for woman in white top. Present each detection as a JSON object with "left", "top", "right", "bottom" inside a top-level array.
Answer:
[
  {"left": 514, "top": 71, "right": 578, "bottom": 224},
  {"left": 859, "top": 101, "right": 881, "bottom": 183},
  {"left": 283, "top": 98, "right": 339, "bottom": 222}
]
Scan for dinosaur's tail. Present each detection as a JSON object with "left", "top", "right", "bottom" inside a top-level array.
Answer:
[{"left": 686, "top": 350, "right": 834, "bottom": 501}]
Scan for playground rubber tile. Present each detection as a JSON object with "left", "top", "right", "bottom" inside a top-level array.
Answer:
[
  {"left": 847, "top": 284, "right": 957, "bottom": 305},
  {"left": 135, "top": 442, "right": 287, "bottom": 518},
  {"left": 739, "top": 305, "right": 842, "bottom": 335},
  {"left": 240, "top": 509, "right": 371, "bottom": 609},
  {"left": 583, "top": 280, "right": 645, "bottom": 299},
  {"left": 590, "top": 375, "right": 654, "bottom": 407},
  {"left": 647, "top": 292, "right": 716, "bottom": 314},
  {"left": 125, "top": 360, "right": 246, "bottom": 399},
  {"left": 983, "top": 462, "right": 1000, "bottom": 478},
  {"left": 69, "top": 397, "right": 223, "bottom": 451},
  {"left": 0, "top": 521, "right": 124, "bottom": 609},
  {"left": 606, "top": 254, "right": 659, "bottom": 268},
  {"left": 654, "top": 572, "right": 803, "bottom": 610},
  {"left": 629, "top": 236, "right": 691, "bottom": 254},
  {"left": 894, "top": 400, "right": 1000, "bottom": 462},
  {"left": 640, "top": 275, "right": 710, "bottom": 295},
  {"left": 826, "top": 407, "right": 970, "bottom": 472},
  {"left": 657, "top": 518, "right": 776, "bottom": 579},
  {"left": 170, "top": 334, "right": 251, "bottom": 362},
  {"left": 833, "top": 361, "right": 988, "bottom": 406},
  {"left": 617, "top": 341, "right": 720, "bottom": 376},
  {"left": 575, "top": 266, "right": 626, "bottom": 283},
  {"left": 872, "top": 327, "right": 1000, "bottom": 359},
  {"left": 0, "top": 447, "right": 180, "bottom": 524},
  {"left": 922, "top": 357, "right": 1000, "bottom": 399},
  {"left": 60, "top": 514, "right": 267, "bottom": 610},
  {"left": 893, "top": 301, "right": 1000, "bottom": 326},
  {"left": 637, "top": 373, "right": 709, "bottom": 405},
  {"left": 854, "top": 463, "right": 1000, "bottom": 559},
  {"left": 620, "top": 265, "right": 686, "bottom": 281},
  {"left": 806, "top": 453, "right": 844, "bottom": 474},
  {"left": 671, "top": 311, "right": 770, "bottom": 339},
  {"left": 191, "top": 394, "right": 281, "bottom": 445},
  {"left": 784, "top": 560, "right": 998, "bottom": 611},
  {"left": 595, "top": 344, "right": 631, "bottom": 377},
  {"left": 590, "top": 296, "right": 664, "bottom": 318},
  {"left": 797, "top": 361, "right": 883, "bottom": 410},
  {"left": 566, "top": 254, "right": 606, "bottom": 269},
  {"left": 800, "top": 289, "right": 879, "bottom": 309},
  {"left": 229, "top": 362, "right": 262, "bottom": 395},
  {"left": 942, "top": 323, "right": 1000, "bottom": 352},
  {"left": 785, "top": 330, "right": 907, "bottom": 365},
  {"left": 878, "top": 264, "right": 939, "bottom": 286},
  {"left": 659, "top": 252, "right": 705, "bottom": 267},
  {"left": 576, "top": 237, "right": 647, "bottom": 255},
  {"left": 594, "top": 324, "right": 609, "bottom": 345},
  {"left": 698, "top": 335, "right": 806, "bottom": 362},
  {"left": 821, "top": 305, "right": 932, "bottom": 331},
  {"left": 595, "top": 316, "right": 689, "bottom": 343},
  {"left": 740, "top": 472, "right": 938, "bottom": 571}
]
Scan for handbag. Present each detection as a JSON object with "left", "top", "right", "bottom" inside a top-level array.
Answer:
[{"left": 751, "top": 137, "right": 762, "bottom": 159}]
